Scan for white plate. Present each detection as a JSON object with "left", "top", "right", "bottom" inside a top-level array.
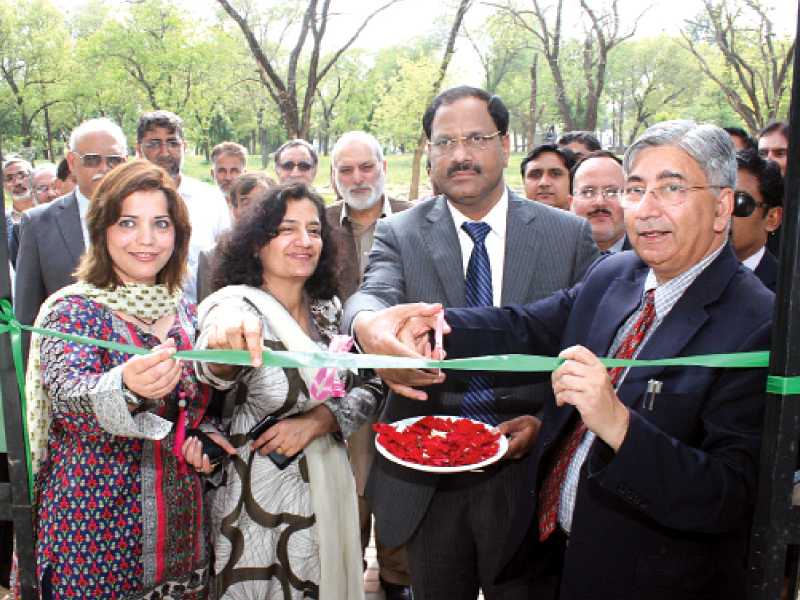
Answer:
[{"left": 375, "top": 415, "right": 508, "bottom": 473}]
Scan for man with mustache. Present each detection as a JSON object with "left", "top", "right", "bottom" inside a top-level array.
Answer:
[
  {"left": 369, "top": 120, "right": 772, "bottom": 600},
  {"left": 273, "top": 138, "right": 318, "bottom": 185},
  {"left": 326, "top": 131, "right": 414, "bottom": 600},
  {"left": 136, "top": 110, "right": 230, "bottom": 302},
  {"left": 16, "top": 118, "right": 128, "bottom": 360},
  {"left": 3, "top": 157, "right": 33, "bottom": 268},
  {"left": 342, "top": 87, "right": 599, "bottom": 600},
  {"left": 521, "top": 145, "right": 575, "bottom": 210},
  {"left": 210, "top": 141, "right": 248, "bottom": 206},
  {"left": 569, "top": 151, "right": 630, "bottom": 254}
]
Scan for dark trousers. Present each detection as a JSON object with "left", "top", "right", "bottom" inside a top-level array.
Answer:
[{"left": 405, "top": 458, "right": 554, "bottom": 600}]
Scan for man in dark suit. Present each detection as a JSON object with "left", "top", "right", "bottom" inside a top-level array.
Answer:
[
  {"left": 343, "top": 87, "right": 599, "bottom": 600},
  {"left": 372, "top": 120, "right": 773, "bottom": 600},
  {"left": 569, "top": 151, "right": 631, "bottom": 254},
  {"left": 15, "top": 117, "right": 128, "bottom": 359},
  {"left": 326, "top": 131, "right": 414, "bottom": 600},
  {"left": 731, "top": 149, "right": 782, "bottom": 292}
]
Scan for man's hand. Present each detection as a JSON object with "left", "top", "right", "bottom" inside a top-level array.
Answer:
[
  {"left": 353, "top": 303, "right": 448, "bottom": 401},
  {"left": 498, "top": 415, "right": 541, "bottom": 460},
  {"left": 551, "top": 345, "right": 630, "bottom": 451},
  {"left": 206, "top": 312, "right": 264, "bottom": 378}
]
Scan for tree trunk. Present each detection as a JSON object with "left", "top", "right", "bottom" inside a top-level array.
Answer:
[
  {"left": 44, "top": 106, "right": 54, "bottom": 162},
  {"left": 408, "top": 0, "right": 473, "bottom": 199}
]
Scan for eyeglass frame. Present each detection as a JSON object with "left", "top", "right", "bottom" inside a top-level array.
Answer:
[
  {"left": 732, "top": 190, "right": 771, "bottom": 218},
  {"left": 427, "top": 131, "right": 503, "bottom": 154},
  {"left": 72, "top": 152, "right": 126, "bottom": 169},
  {"left": 34, "top": 184, "right": 60, "bottom": 195},
  {"left": 3, "top": 171, "right": 31, "bottom": 184},
  {"left": 276, "top": 161, "right": 315, "bottom": 172},
  {"left": 140, "top": 139, "right": 184, "bottom": 153},
  {"left": 620, "top": 184, "right": 725, "bottom": 208},
  {"left": 573, "top": 187, "right": 624, "bottom": 202}
]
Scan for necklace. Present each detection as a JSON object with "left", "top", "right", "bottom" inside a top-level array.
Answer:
[{"left": 128, "top": 314, "right": 159, "bottom": 335}]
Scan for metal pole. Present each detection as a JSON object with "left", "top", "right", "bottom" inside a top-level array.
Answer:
[
  {"left": 748, "top": 6, "right": 800, "bottom": 599},
  {"left": 0, "top": 123, "right": 38, "bottom": 598}
]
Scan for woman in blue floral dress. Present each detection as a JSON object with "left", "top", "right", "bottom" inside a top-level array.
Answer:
[{"left": 17, "top": 160, "right": 216, "bottom": 599}]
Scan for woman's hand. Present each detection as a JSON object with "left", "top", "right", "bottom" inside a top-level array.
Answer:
[
  {"left": 206, "top": 312, "right": 264, "bottom": 379},
  {"left": 182, "top": 433, "right": 237, "bottom": 475},
  {"left": 122, "top": 339, "right": 182, "bottom": 401},
  {"left": 250, "top": 405, "right": 338, "bottom": 457}
]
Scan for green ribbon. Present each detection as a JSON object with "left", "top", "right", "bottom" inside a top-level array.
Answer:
[{"left": 0, "top": 299, "right": 797, "bottom": 400}]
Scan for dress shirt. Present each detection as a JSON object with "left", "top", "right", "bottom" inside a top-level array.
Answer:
[
  {"left": 76, "top": 187, "right": 91, "bottom": 250},
  {"left": 446, "top": 188, "right": 509, "bottom": 307},
  {"left": 178, "top": 175, "right": 231, "bottom": 303},
  {"left": 340, "top": 196, "right": 394, "bottom": 281},
  {"left": 606, "top": 235, "right": 626, "bottom": 254},
  {"left": 742, "top": 246, "right": 765, "bottom": 272},
  {"left": 557, "top": 242, "right": 727, "bottom": 533}
]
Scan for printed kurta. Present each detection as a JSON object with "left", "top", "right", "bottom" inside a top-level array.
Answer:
[{"left": 33, "top": 295, "right": 211, "bottom": 599}]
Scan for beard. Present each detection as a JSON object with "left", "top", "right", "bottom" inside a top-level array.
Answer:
[
  {"left": 154, "top": 156, "right": 181, "bottom": 180},
  {"left": 337, "top": 169, "right": 386, "bottom": 211}
]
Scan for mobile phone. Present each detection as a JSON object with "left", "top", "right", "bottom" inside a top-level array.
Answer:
[
  {"left": 186, "top": 428, "right": 230, "bottom": 467},
  {"left": 247, "top": 415, "right": 299, "bottom": 470}
]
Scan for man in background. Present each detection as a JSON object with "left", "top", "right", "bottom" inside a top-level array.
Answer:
[
  {"left": 136, "top": 110, "right": 230, "bottom": 303},
  {"left": 274, "top": 139, "right": 318, "bottom": 185},
  {"left": 569, "top": 151, "right": 630, "bottom": 254},
  {"left": 196, "top": 171, "right": 275, "bottom": 303},
  {"left": 521, "top": 144, "right": 576, "bottom": 210},
  {"left": 758, "top": 120, "right": 789, "bottom": 175},
  {"left": 211, "top": 141, "right": 248, "bottom": 205},
  {"left": 16, "top": 118, "right": 127, "bottom": 359},
  {"left": 557, "top": 131, "right": 601, "bottom": 159},
  {"left": 731, "top": 149, "right": 783, "bottom": 292},
  {"left": 327, "top": 130, "right": 414, "bottom": 600}
]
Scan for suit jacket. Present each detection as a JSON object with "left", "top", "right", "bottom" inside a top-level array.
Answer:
[
  {"left": 15, "top": 191, "right": 84, "bottom": 360},
  {"left": 196, "top": 245, "right": 216, "bottom": 305},
  {"left": 443, "top": 246, "right": 773, "bottom": 600},
  {"left": 341, "top": 190, "right": 600, "bottom": 546},
  {"left": 754, "top": 247, "right": 778, "bottom": 292},
  {"left": 326, "top": 197, "right": 414, "bottom": 303}
]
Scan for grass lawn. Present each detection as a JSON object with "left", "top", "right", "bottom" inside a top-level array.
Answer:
[{"left": 181, "top": 151, "right": 529, "bottom": 204}]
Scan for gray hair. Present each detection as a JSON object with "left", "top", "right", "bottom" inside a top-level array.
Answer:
[
  {"left": 30, "top": 162, "right": 57, "bottom": 186},
  {"left": 623, "top": 120, "right": 737, "bottom": 190},
  {"left": 69, "top": 118, "right": 127, "bottom": 153},
  {"left": 274, "top": 139, "right": 318, "bottom": 167},
  {"left": 2, "top": 157, "right": 32, "bottom": 172},
  {"left": 332, "top": 131, "right": 384, "bottom": 167}
]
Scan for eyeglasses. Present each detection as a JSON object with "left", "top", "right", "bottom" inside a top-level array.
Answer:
[
  {"left": 621, "top": 184, "right": 724, "bottom": 207},
  {"left": 428, "top": 131, "right": 502, "bottom": 154},
  {"left": 73, "top": 152, "right": 126, "bottom": 169},
  {"left": 277, "top": 161, "right": 314, "bottom": 172},
  {"left": 574, "top": 187, "right": 623, "bottom": 201},
  {"left": 3, "top": 171, "right": 30, "bottom": 183},
  {"left": 733, "top": 191, "right": 770, "bottom": 218},
  {"left": 35, "top": 184, "right": 59, "bottom": 194},
  {"left": 141, "top": 139, "right": 183, "bottom": 152}
]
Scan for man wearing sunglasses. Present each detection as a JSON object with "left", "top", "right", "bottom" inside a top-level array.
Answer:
[
  {"left": 16, "top": 117, "right": 128, "bottom": 361},
  {"left": 273, "top": 139, "right": 318, "bottom": 185},
  {"left": 136, "top": 110, "right": 230, "bottom": 303},
  {"left": 731, "top": 150, "right": 783, "bottom": 292}
]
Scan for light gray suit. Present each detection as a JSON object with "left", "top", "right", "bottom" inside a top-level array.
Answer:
[
  {"left": 15, "top": 191, "right": 85, "bottom": 361},
  {"left": 342, "top": 190, "right": 599, "bottom": 599}
]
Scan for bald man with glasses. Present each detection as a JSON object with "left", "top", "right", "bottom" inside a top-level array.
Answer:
[{"left": 15, "top": 117, "right": 128, "bottom": 361}]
